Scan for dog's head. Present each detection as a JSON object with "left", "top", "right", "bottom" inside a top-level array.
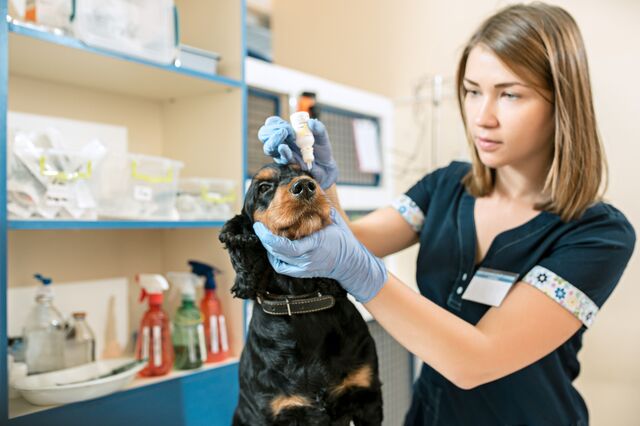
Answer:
[{"left": 219, "top": 163, "right": 332, "bottom": 299}]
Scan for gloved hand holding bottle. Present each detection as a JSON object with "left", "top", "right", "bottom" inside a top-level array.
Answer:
[
  {"left": 258, "top": 116, "right": 338, "bottom": 190},
  {"left": 252, "top": 208, "right": 388, "bottom": 303}
]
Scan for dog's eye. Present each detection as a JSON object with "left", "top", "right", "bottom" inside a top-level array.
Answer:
[{"left": 258, "top": 182, "right": 273, "bottom": 194}]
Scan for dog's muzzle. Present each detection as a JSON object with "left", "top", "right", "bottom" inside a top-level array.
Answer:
[{"left": 256, "top": 291, "right": 335, "bottom": 316}]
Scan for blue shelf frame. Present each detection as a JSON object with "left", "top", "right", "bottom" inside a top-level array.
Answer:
[
  {"left": 7, "top": 20, "right": 243, "bottom": 90},
  {"left": 1, "top": 0, "right": 248, "bottom": 423},
  {"left": 8, "top": 220, "right": 228, "bottom": 230}
]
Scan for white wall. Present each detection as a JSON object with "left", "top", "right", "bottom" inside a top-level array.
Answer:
[{"left": 272, "top": 1, "right": 640, "bottom": 424}]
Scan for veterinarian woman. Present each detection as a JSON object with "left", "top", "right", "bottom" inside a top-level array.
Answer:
[{"left": 254, "top": 3, "right": 635, "bottom": 425}]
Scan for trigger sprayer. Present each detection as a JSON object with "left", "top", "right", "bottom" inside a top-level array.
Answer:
[
  {"left": 135, "top": 274, "right": 173, "bottom": 377},
  {"left": 167, "top": 272, "right": 207, "bottom": 370},
  {"left": 189, "top": 260, "right": 230, "bottom": 363}
]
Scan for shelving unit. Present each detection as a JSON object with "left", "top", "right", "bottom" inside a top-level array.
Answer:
[{"left": 1, "top": 1, "right": 247, "bottom": 424}]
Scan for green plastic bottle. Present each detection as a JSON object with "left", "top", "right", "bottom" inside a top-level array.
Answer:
[{"left": 167, "top": 272, "right": 206, "bottom": 370}]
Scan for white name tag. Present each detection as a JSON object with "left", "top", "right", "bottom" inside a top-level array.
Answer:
[{"left": 461, "top": 268, "right": 519, "bottom": 307}]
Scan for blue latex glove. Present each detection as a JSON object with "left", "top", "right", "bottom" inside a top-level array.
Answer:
[
  {"left": 252, "top": 209, "right": 387, "bottom": 303},
  {"left": 258, "top": 116, "right": 339, "bottom": 189}
]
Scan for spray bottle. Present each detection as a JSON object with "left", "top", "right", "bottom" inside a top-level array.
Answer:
[
  {"left": 290, "top": 111, "right": 315, "bottom": 170},
  {"left": 167, "top": 272, "right": 207, "bottom": 370},
  {"left": 190, "top": 260, "right": 230, "bottom": 363},
  {"left": 135, "top": 274, "right": 173, "bottom": 377}
]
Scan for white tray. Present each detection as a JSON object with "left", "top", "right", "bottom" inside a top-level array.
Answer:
[{"left": 13, "top": 358, "right": 145, "bottom": 406}]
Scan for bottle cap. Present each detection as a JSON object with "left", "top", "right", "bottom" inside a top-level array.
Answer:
[
  {"left": 167, "top": 272, "right": 201, "bottom": 301},
  {"left": 188, "top": 260, "right": 220, "bottom": 290},
  {"left": 136, "top": 274, "right": 169, "bottom": 305}
]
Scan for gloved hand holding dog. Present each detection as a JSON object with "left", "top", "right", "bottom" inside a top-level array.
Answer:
[
  {"left": 258, "top": 116, "right": 338, "bottom": 189},
  {"left": 253, "top": 208, "right": 388, "bottom": 303}
]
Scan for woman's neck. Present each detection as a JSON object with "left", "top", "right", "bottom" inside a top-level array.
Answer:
[{"left": 493, "top": 161, "right": 550, "bottom": 206}]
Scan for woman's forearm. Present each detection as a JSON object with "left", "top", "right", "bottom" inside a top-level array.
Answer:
[
  {"left": 365, "top": 273, "right": 492, "bottom": 389},
  {"left": 323, "top": 185, "right": 418, "bottom": 257}
]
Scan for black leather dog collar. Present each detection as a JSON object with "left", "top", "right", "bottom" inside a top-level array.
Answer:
[{"left": 256, "top": 292, "right": 335, "bottom": 316}]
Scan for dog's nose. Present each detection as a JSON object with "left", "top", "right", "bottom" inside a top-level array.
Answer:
[{"left": 290, "top": 179, "right": 316, "bottom": 199}]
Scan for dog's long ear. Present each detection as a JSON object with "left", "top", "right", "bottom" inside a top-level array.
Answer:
[{"left": 218, "top": 214, "right": 270, "bottom": 300}]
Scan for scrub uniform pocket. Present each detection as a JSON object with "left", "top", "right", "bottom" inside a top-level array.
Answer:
[{"left": 404, "top": 379, "right": 442, "bottom": 426}]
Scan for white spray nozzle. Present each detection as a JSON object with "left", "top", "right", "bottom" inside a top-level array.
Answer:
[
  {"left": 136, "top": 274, "right": 169, "bottom": 294},
  {"left": 290, "top": 111, "right": 315, "bottom": 170},
  {"left": 167, "top": 272, "right": 201, "bottom": 300}
]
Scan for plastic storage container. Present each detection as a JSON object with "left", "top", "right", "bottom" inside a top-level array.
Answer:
[
  {"left": 72, "top": 0, "right": 178, "bottom": 65},
  {"left": 176, "top": 178, "right": 235, "bottom": 220},
  {"left": 99, "top": 153, "right": 184, "bottom": 220},
  {"left": 8, "top": 129, "right": 107, "bottom": 220},
  {"left": 177, "top": 44, "right": 221, "bottom": 75}
]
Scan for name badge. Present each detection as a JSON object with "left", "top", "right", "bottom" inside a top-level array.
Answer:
[{"left": 461, "top": 267, "right": 519, "bottom": 307}]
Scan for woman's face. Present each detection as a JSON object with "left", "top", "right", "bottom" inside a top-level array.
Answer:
[{"left": 463, "top": 45, "right": 555, "bottom": 170}]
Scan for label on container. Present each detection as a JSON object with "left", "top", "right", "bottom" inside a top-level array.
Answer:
[
  {"left": 142, "top": 326, "right": 150, "bottom": 361},
  {"left": 152, "top": 326, "right": 162, "bottom": 367},
  {"left": 134, "top": 185, "right": 153, "bottom": 201},
  {"left": 45, "top": 184, "right": 72, "bottom": 207},
  {"left": 188, "top": 328, "right": 196, "bottom": 363},
  {"left": 219, "top": 315, "right": 229, "bottom": 352},
  {"left": 210, "top": 315, "right": 219, "bottom": 353},
  {"left": 197, "top": 324, "right": 207, "bottom": 362}
]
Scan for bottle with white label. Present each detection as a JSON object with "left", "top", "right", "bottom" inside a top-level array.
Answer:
[
  {"left": 190, "top": 260, "right": 230, "bottom": 363},
  {"left": 135, "top": 274, "right": 173, "bottom": 377},
  {"left": 167, "top": 272, "right": 207, "bottom": 370}
]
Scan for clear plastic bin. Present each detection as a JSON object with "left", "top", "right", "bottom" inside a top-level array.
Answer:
[
  {"left": 8, "top": 129, "right": 107, "bottom": 220},
  {"left": 72, "top": 0, "right": 178, "bottom": 65},
  {"left": 98, "top": 153, "right": 184, "bottom": 220},
  {"left": 176, "top": 178, "right": 236, "bottom": 221}
]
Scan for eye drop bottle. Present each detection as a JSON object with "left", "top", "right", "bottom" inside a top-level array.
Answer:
[{"left": 290, "top": 111, "right": 315, "bottom": 170}]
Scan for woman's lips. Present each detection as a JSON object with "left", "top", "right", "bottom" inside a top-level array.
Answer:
[{"left": 476, "top": 137, "right": 502, "bottom": 151}]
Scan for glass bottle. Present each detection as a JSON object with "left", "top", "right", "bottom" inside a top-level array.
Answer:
[
  {"left": 23, "top": 274, "right": 66, "bottom": 374},
  {"left": 65, "top": 312, "right": 96, "bottom": 367}
]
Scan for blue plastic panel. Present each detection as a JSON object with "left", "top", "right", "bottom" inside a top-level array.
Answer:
[{"left": 9, "top": 362, "right": 239, "bottom": 426}]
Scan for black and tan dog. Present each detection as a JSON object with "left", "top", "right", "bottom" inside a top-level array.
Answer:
[{"left": 219, "top": 163, "right": 383, "bottom": 426}]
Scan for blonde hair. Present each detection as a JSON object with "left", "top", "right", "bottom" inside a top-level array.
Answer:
[{"left": 456, "top": 2, "right": 607, "bottom": 222}]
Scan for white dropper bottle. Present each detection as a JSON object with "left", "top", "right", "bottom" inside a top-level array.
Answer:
[{"left": 290, "top": 111, "right": 315, "bottom": 170}]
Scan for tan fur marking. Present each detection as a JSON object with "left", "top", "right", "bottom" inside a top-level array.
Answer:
[
  {"left": 270, "top": 395, "right": 312, "bottom": 416},
  {"left": 254, "top": 168, "right": 276, "bottom": 181},
  {"left": 330, "top": 365, "right": 373, "bottom": 398},
  {"left": 253, "top": 176, "right": 331, "bottom": 239}
]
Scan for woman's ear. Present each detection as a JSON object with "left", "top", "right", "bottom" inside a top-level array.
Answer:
[{"left": 219, "top": 214, "right": 269, "bottom": 299}]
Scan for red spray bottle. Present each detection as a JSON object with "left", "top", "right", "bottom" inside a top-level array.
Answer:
[
  {"left": 135, "top": 274, "right": 174, "bottom": 376},
  {"left": 189, "top": 260, "right": 230, "bottom": 363}
]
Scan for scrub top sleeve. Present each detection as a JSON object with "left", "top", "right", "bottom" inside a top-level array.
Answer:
[
  {"left": 391, "top": 162, "right": 462, "bottom": 233},
  {"left": 522, "top": 211, "right": 636, "bottom": 328}
]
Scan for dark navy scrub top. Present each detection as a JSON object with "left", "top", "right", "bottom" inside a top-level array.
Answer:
[{"left": 391, "top": 161, "right": 636, "bottom": 426}]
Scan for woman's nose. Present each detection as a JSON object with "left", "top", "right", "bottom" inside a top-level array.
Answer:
[{"left": 474, "top": 99, "right": 499, "bottom": 128}]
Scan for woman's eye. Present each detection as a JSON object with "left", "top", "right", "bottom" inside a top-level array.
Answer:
[
  {"left": 258, "top": 183, "right": 272, "bottom": 193},
  {"left": 502, "top": 92, "right": 520, "bottom": 100},
  {"left": 464, "top": 88, "right": 480, "bottom": 96}
]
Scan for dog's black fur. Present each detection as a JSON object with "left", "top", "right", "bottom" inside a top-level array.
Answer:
[{"left": 219, "top": 164, "right": 383, "bottom": 426}]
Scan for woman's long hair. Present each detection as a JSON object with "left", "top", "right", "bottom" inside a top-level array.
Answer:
[{"left": 456, "top": 2, "right": 606, "bottom": 222}]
